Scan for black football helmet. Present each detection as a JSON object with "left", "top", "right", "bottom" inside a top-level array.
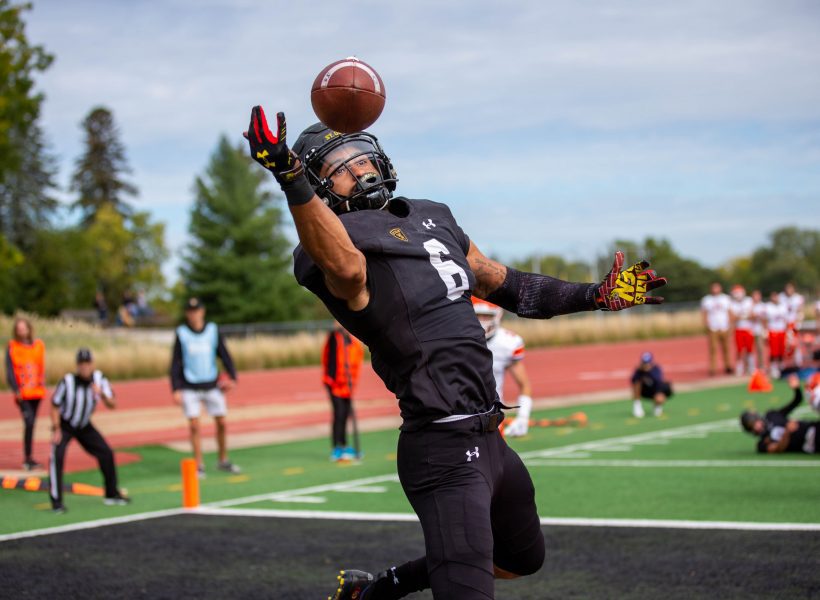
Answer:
[
  {"left": 292, "top": 122, "right": 397, "bottom": 214},
  {"left": 740, "top": 410, "right": 761, "bottom": 434}
]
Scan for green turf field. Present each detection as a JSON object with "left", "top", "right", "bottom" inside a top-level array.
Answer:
[{"left": 2, "top": 381, "right": 818, "bottom": 537}]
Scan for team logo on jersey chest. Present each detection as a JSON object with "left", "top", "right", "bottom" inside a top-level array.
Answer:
[{"left": 389, "top": 227, "right": 408, "bottom": 242}]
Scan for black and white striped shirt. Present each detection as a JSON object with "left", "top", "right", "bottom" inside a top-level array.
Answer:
[{"left": 52, "top": 371, "right": 113, "bottom": 428}]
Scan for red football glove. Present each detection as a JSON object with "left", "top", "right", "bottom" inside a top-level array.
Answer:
[
  {"left": 245, "top": 106, "right": 303, "bottom": 186},
  {"left": 595, "top": 251, "right": 667, "bottom": 311}
]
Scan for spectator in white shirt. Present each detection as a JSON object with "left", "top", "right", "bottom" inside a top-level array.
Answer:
[
  {"left": 750, "top": 290, "right": 768, "bottom": 372},
  {"left": 765, "top": 292, "right": 789, "bottom": 378},
  {"left": 701, "top": 282, "right": 732, "bottom": 376}
]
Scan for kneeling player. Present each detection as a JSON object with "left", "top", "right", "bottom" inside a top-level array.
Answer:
[{"left": 630, "top": 352, "right": 672, "bottom": 418}]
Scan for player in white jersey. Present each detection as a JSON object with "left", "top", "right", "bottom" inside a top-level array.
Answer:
[
  {"left": 729, "top": 285, "right": 755, "bottom": 376},
  {"left": 701, "top": 282, "right": 733, "bottom": 375},
  {"left": 749, "top": 290, "right": 767, "bottom": 371},
  {"left": 472, "top": 297, "right": 532, "bottom": 437},
  {"left": 765, "top": 292, "right": 789, "bottom": 378},
  {"left": 780, "top": 282, "right": 806, "bottom": 365}
]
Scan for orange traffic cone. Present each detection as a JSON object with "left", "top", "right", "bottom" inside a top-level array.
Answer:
[{"left": 748, "top": 369, "right": 773, "bottom": 393}]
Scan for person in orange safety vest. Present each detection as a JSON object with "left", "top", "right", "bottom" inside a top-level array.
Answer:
[
  {"left": 5, "top": 318, "right": 46, "bottom": 470},
  {"left": 322, "top": 322, "right": 364, "bottom": 462}
]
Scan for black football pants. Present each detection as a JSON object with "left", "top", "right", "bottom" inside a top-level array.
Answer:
[
  {"left": 49, "top": 421, "right": 119, "bottom": 507},
  {"left": 328, "top": 392, "right": 351, "bottom": 447},
  {"left": 18, "top": 398, "right": 41, "bottom": 461},
  {"left": 397, "top": 413, "right": 545, "bottom": 599}
]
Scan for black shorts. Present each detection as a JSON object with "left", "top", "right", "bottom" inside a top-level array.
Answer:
[
  {"left": 397, "top": 411, "right": 545, "bottom": 599},
  {"left": 640, "top": 381, "right": 673, "bottom": 399}
]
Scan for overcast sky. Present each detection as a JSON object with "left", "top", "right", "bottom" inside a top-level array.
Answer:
[{"left": 26, "top": 0, "right": 820, "bottom": 282}]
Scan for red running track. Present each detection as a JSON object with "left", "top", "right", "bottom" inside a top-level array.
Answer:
[{"left": 0, "top": 335, "right": 716, "bottom": 473}]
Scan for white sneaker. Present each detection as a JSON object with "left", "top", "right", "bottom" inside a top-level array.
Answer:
[
  {"left": 632, "top": 401, "right": 645, "bottom": 418},
  {"left": 653, "top": 405, "right": 663, "bottom": 418}
]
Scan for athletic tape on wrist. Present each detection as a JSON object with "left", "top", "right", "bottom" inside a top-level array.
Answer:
[{"left": 281, "top": 174, "right": 316, "bottom": 206}]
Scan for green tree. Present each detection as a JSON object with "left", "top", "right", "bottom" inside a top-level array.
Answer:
[
  {"left": 10, "top": 227, "right": 96, "bottom": 314},
  {"left": 70, "top": 106, "right": 137, "bottom": 225},
  {"left": 744, "top": 226, "right": 820, "bottom": 293},
  {"left": 0, "top": 122, "right": 58, "bottom": 250},
  {"left": 0, "top": 1, "right": 53, "bottom": 185},
  {"left": 85, "top": 204, "right": 168, "bottom": 315},
  {"left": 181, "top": 135, "right": 314, "bottom": 323},
  {"left": 0, "top": 232, "right": 23, "bottom": 311},
  {"left": 511, "top": 254, "right": 593, "bottom": 282}
]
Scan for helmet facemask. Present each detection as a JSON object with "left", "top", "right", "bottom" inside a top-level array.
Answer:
[{"left": 301, "top": 133, "right": 397, "bottom": 214}]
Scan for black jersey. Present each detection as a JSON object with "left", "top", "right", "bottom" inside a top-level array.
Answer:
[{"left": 294, "top": 197, "right": 498, "bottom": 431}]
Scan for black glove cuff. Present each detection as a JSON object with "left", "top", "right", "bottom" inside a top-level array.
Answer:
[{"left": 281, "top": 173, "right": 316, "bottom": 206}]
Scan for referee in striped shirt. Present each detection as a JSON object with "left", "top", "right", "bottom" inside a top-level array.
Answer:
[{"left": 49, "top": 348, "right": 130, "bottom": 513}]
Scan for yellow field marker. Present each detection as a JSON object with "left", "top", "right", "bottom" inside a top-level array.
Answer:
[{"left": 282, "top": 467, "right": 304, "bottom": 476}]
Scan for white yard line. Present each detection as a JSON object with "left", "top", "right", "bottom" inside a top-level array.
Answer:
[
  {"left": 519, "top": 419, "right": 738, "bottom": 459},
  {"left": 0, "top": 508, "right": 185, "bottom": 543},
  {"left": 205, "top": 473, "right": 401, "bottom": 508}
]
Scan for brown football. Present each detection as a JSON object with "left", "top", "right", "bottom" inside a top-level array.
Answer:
[{"left": 311, "top": 57, "right": 386, "bottom": 133}]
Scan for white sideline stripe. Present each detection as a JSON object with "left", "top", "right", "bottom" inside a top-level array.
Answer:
[
  {"left": 525, "top": 459, "right": 820, "bottom": 468},
  {"left": 206, "top": 473, "right": 401, "bottom": 508},
  {"left": 519, "top": 419, "right": 738, "bottom": 459},
  {"left": 192, "top": 507, "right": 820, "bottom": 532},
  {"left": 0, "top": 508, "right": 185, "bottom": 543}
]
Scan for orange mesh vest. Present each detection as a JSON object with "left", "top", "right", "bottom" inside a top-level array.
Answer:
[
  {"left": 8, "top": 339, "right": 46, "bottom": 399},
  {"left": 322, "top": 331, "right": 364, "bottom": 398}
]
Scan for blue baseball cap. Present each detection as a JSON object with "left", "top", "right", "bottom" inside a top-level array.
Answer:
[{"left": 640, "top": 351, "right": 653, "bottom": 364}]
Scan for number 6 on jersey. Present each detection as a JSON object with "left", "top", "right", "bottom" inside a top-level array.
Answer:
[{"left": 424, "top": 238, "right": 469, "bottom": 301}]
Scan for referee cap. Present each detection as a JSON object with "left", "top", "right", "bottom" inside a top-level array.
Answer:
[
  {"left": 640, "top": 351, "right": 653, "bottom": 364},
  {"left": 76, "top": 348, "right": 93, "bottom": 363},
  {"left": 185, "top": 297, "right": 204, "bottom": 311}
]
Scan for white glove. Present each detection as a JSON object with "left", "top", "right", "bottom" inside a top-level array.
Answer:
[{"left": 504, "top": 395, "right": 532, "bottom": 438}]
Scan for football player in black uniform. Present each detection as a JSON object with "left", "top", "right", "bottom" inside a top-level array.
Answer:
[
  {"left": 741, "top": 374, "right": 819, "bottom": 454},
  {"left": 245, "top": 108, "right": 667, "bottom": 600}
]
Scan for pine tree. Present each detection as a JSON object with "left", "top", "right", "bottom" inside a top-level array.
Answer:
[
  {"left": 181, "top": 136, "right": 312, "bottom": 324},
  {"left": 0, "top": 1, "right": 57, "bottom": 249},
  {"left": 70, "top": 106, "right": 137, "bottom": 225},
  {"left": 0, "top": 122, "right": 58, "bottom": 250},
  {"left": 0, "top": 1, "right": 54, "bottom": 184}
]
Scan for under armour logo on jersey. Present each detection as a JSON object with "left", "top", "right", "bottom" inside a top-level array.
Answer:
[
  {"left": 466, "top": 447, "right": 479, "bottom": 462},
  {"left": 422, "top": 218, "right": 436, "bottom": 229}
]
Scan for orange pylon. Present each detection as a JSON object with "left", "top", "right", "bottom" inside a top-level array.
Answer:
[{"left": 748, "top": 369, "right": 773, "bottom": 393}]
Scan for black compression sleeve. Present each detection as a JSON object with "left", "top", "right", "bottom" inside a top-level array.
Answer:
[
  {"left": 485, "top": 267, "right": 600, "bottom": 319},
  {"left": 779, "top": 387, "right": 803, "bottom": 417}
]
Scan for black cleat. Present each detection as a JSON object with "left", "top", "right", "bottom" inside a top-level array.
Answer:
[
  {"left": 52, "top": 504, "right": 67, "bottom": 514},
  {"left": 329, "top": 569, "right": 374, "bottom": 600},
  {"left": 103, "top": 495, "right": 132, "bottom": 506}
]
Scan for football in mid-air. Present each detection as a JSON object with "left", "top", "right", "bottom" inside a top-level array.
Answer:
[{"left": 311, "top": 57, "right": 386, "bottom": 133}]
